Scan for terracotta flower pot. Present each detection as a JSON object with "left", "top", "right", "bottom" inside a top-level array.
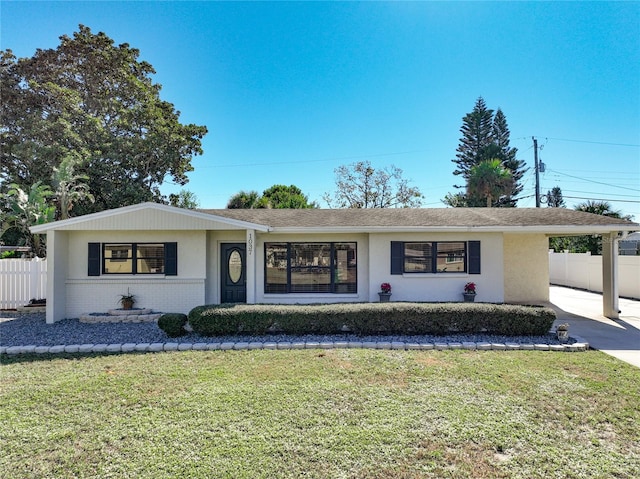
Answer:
[{"left": 121, "top": 299, "right": 134, "bottom": 310}]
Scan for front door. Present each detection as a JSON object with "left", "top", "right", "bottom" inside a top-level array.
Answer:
[{"left": 221, "top": 243, "right": 246, "bottom": 303}]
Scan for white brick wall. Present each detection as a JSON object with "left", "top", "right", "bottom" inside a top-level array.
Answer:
[{"left": 65, "top": 279, "right": 206, "bottom": 318}]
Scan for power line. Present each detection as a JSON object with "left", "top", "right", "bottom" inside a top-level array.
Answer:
[
  {"left": 544, "top": 137, "right": 640, "bottom": 148},
  {"left": 560, "top": 196, "right": 640, "bottom": 204},
  {"left": 547, "top": 189, "right": 639, "bottom": 199},
  {"left": 546, "top": 168, "right": 640, "bottom": 193},
  {"left": 514, "top": 136, "right": 640, "bottom": 148},
  {"left": 550, "top": 168, "right": 639, "bottom": 175}
]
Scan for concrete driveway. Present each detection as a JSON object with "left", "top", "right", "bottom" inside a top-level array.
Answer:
[{"left": 549, "top": 286, "right": 640, "bottom": 368}]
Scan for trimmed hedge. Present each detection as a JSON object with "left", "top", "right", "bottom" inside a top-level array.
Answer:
[
  {"left": 188, "top": 303, "right": 556, "bottom": 337},
  {"left": 158, "top": 313, "right": 189, "bottom": 337}
]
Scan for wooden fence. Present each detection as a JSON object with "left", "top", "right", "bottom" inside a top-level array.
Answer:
[{"left": 0, "top": 258, "right": 47, "bottom": 309}]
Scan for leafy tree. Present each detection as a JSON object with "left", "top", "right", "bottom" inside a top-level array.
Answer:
[
  {"left": 169, "top": 190, "right": 199, "bottom": 209},
  {"left": 441, "top": 192, "right": 469, "bottom": 208},
  {"left": 545, "top": 186, "right": 565, "bottom": 208},
  {"left": 324, "top": 161, "right": 423, "bottom": 208},
  {"left": 51, "top": 153, "right": 95, "bottom": 219},
  {"left": 1, "top": 25, "right": 208, "bottom": 214},
  {"left": 258, "top": 184, "right": 318, "bottom": 209},
  {"left": 1, "top": 182, "right": 55, "bottom": 257},
  {"left": 466, "top": 159, "right": 513, "bottom": 207},
  {"left": 227, "top": 185, "right": 317, "bottom": 209},
  {"left": 445, "top": 97, "right": 526, "bottom": 207},
  {"left": 227, "top": 190, "right": 261, "bottom": 209}
]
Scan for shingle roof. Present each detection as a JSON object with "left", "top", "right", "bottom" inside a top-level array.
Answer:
[{"left": 199, "top": 208, "right": 637, "bottom": 231}]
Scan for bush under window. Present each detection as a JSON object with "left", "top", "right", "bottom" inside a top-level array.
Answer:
[{"left": 188, "top": 303, "right": 555, "bottom": 337}]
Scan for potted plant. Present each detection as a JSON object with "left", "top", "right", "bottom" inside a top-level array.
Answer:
[
  {"left": 463, "top": 282, "right": 476, "bottom": 302},
  {"left": 378, "top": 282, "right": 392, "bottom": 302},
  {"left": 556, "top": 323, "right": 570, "bottom": 342},
  {"left": 118, "top": 289, "right": 136, "bottom": 310}
]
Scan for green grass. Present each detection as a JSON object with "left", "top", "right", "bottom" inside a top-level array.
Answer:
[{"left": 2, "top": 350, "right": 639, "bottom": 478}]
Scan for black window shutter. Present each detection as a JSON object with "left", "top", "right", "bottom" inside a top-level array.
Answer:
[
  {"left": 468, "top": 241, "right": 481, "bottom": 274},
  {"left": 88, "top": 243, "right": 101, "bottom": 276},
  {"left": 165, "top": 242, "right": 178, "bottom": 275},
  {"left": 390, "top": 241, "right": 404, "bottom": 275}
]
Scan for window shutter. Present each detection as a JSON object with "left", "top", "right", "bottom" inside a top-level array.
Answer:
[
  {"left": 468, "top": 241, "right": 481, "bottom": 274},
  {"left": 390, "top": 241, "right": 404, "bottom": 275},
  {"left": 88, "top": 243, "right": 101, "bottom": 276},
  {"left": 165, "top": 242, "right": 178, "bottom": 275}
]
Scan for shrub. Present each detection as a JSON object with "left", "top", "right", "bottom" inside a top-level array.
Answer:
[
  {"left": 158, "top": 313, "right": 189, "bottom": 338},
  {"left": 187, "top": 303, "right": 556, "bottom": 337}
]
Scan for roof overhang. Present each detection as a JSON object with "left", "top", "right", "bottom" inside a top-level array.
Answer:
[
  {"left": 30, "top": 202, "right": 271, "bottom": 233},
  {"left": 266, "top": 225, "right": 633, "bottom": 235}
]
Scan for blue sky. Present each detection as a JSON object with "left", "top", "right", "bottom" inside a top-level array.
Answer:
[{"left": 2, "top": 1, "right": 639, "bottom": 219}]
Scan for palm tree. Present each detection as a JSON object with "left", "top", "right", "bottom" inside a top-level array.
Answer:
[
  {"left": 52, "top": 155, "right": 94, "bottom": 220},
  {"left": 559, "top": 201, "right": 632, "bottom": 254},
  {"left": 575, "top": 200, "right": 626, "bottom": 219},
  {"left": 466, "top": 159, "right": 513, "bottom": 207}
]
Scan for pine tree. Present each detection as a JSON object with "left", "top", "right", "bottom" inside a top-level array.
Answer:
[
  {"left": 545, "top": 186, "right": 565, "bottom": 208},
  {"left": 489, "top": 108, "right": 527, "bottom": 205},
  {"left": 452, "top": 97, "right": 494, "bottom": 180},
  {"left": 445, "top": 98, "right": 527, "bottom": 207}
]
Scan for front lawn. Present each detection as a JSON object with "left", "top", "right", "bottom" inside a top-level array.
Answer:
[{"left": 1, "top": 350, "right": 639, "bottom": 478}]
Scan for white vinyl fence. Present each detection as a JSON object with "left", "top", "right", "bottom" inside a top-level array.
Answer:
[
  {"left": 549, "top": 251, "right": 640, "bottom": 300},
  {"left": 0, "top": 258, "right": 47, "bottom": 309}
]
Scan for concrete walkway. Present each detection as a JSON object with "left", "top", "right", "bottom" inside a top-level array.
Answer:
[{"left": 549, "top": 286, "right": 640, "bottom": 368}]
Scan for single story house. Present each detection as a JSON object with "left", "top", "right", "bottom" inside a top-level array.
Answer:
[{"left": 31, "top": 202, "right": 637, "bottom": 324}]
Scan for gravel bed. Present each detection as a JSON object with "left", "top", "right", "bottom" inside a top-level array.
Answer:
[{"left": 1, "top": 312, "right": 572, "bottom": 348}]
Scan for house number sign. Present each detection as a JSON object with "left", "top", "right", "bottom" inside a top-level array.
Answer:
[{"left": 247, "top": 232, "right": 253, "bottom": 255}]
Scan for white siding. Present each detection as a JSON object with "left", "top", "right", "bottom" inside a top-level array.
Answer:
[
  {"left": 55, "top": 207, "right": 250, "bottom": 231},
  {"left": 66, "top": 231, "right": 207, "bottom": 279},
  {"left": 59, "top": 230, "right": 208, "bottom": 319},
  {"left": 369, "top": 232, "right": 504, "bottom": 303}
]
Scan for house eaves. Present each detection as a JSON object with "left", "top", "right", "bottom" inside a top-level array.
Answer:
[
  {"left": 30, "top": 202, "right": 270, "bottom": 233},
  {"left": 266, "top": 225, "right": 634, "bottom": 235}
]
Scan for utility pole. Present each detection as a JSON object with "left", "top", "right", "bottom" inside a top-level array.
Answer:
[{"left": 533, "top": 137, "right": 540, "bottom": 207}]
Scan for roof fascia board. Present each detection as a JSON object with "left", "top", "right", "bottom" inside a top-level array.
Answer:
[
  {"left": 267, "top": 225, "right": 634, "bottom": 234},
  {"left": 30, "top": 202, "right": 270, "bottom": 233}
]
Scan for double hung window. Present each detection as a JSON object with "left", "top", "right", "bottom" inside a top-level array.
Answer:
[{"left": 265, "top": 242, "right": 357, "bottom": 293}]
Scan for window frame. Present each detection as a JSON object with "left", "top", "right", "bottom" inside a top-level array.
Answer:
[
  {"left": 264, "top": 242, "right": 357, "bottom": 294},
  {"left": 391, "top": 241, "right": 480, "bottom": 275},
  {"left": 88, "top": 242, "right": 177, "bottom": 276}
]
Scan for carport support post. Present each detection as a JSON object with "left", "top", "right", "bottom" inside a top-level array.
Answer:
[{"left": 601, "top": 232, "right": 619, "bottom": 319}]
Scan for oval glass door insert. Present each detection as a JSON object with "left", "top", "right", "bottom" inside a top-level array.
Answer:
[{"left": 228, "top": 250, "right": 242, "bottom": 284}]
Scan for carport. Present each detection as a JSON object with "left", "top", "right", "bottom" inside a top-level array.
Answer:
[{"left": 548, "top": 231, "right": 633, "bottom": 319}]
